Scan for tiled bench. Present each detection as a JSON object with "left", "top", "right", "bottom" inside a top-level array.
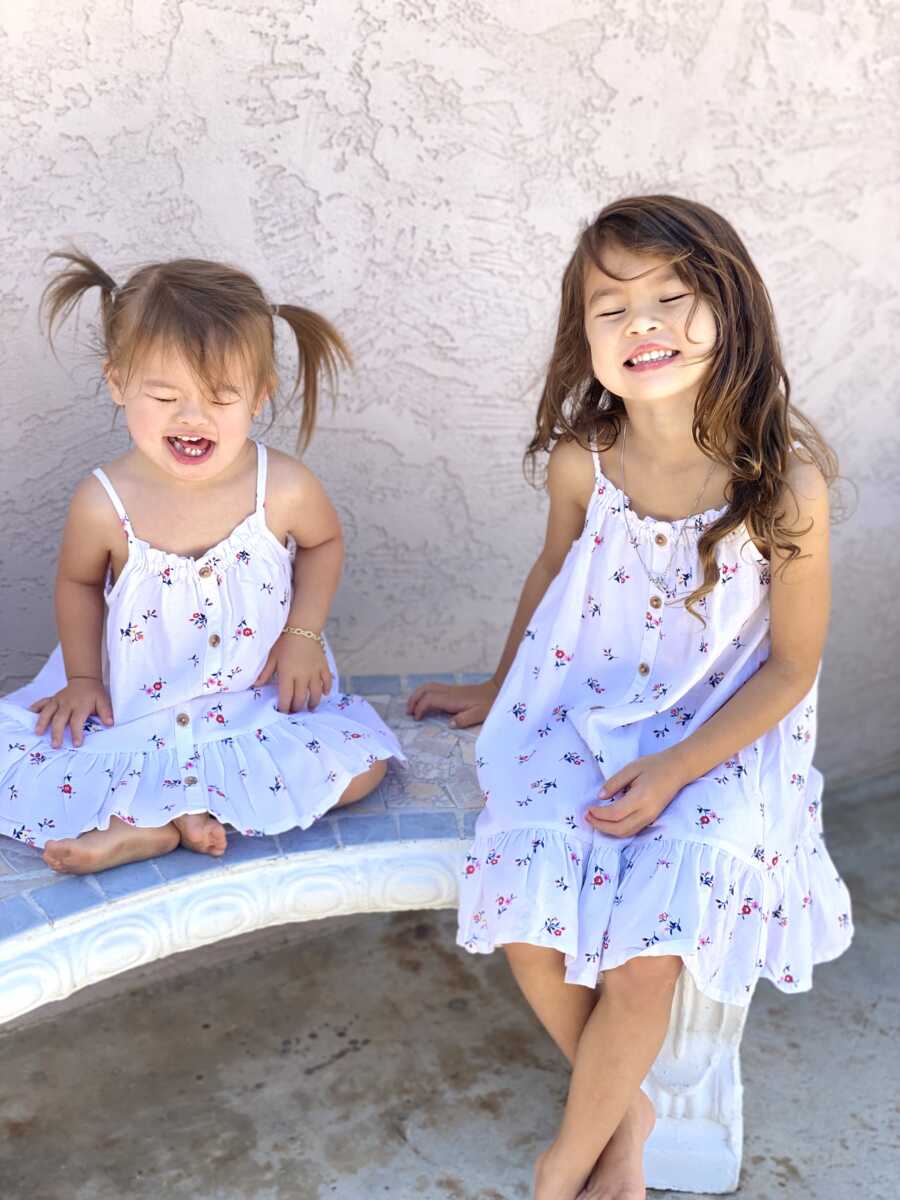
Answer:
[{"left": 0, "top": 673, "right": 748, "bottom": 1194}]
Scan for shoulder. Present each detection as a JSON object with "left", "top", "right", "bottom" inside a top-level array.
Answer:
[
  {"left": 263, "top": 446, "right": 321, "bottom": 503},
  {"left": 778, "top": 447, "right": 830, "bottom": 533},
  {"left": 261, "top": 445, "right": 340, "bottom": 539},
  {"left": 546, "top": 434, "right": 596, "bottom": 509}
]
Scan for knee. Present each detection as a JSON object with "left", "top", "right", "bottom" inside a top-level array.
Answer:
[
  {"left": 337, "top": 757, "right": 388, "bottom": 807},
  {"left": 602, "top": 954, "right": 682, "bottom": 1007}
]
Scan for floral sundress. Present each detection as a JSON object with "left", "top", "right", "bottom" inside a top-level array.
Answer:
[
  {"left": 457, "top": 437, "right": 853, "bottom": 1006},
  {"left": 0, "top": 442, "right": 405, "bottom": 846}
]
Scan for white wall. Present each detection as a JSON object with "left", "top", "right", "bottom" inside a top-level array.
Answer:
[{"left": 1, "top": 0, "right": 897, "bottom": 784}]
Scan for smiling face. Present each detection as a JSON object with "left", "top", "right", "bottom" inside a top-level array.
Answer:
[
  {"left": 583, "top": 241, "right": 718, "bottom": 408},
  {"left": 107, "top": 343, "right": 265, "bottom": 483}
]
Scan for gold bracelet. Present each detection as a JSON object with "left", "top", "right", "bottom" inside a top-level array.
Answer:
[{"left": 282, "top": 625, "right": 326, "bottom": 650}]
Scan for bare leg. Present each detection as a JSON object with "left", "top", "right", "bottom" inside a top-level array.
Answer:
[
  {"left": 534, "top": 954, "right": 682, "bottom": 1200},
  {"left": 504, "top": 944, "right": 658, "bottom": 1199},
  {"left": 335, "top": 758, "right": 387, "bottom": 807},
  {"left": 43, "top": 816, "right": 180, "bottom": 875}
]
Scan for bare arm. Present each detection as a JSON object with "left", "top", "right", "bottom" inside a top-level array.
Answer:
[
  {"left": 31, "top": 477, "right": 118, "bottom": 747},
  {"left": 407, "top": 437, "right": 595, "bottom": 723}
]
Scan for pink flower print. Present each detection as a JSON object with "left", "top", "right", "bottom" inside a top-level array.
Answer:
[
  {"left": 159, "top": 566, "right": 175, "bottom": 586},
  {"left": 517, "top": 750, "right": 536, "bottom": 764},
  {"left": 203, "top": 704, "right": 227, "bottom": 726},
  {"left": 708, "top": 671, "right": 725, "bottom": 688},
  {"left": 243, "top": 827, "right": 265, "bottom": 837},
  {"left": 530, "top": 778, "right": 557, "bottom": 795},
  {"left": 113, "top": 812, "right": 137, "bottom": 826},
  {"left": 141, "top": 679, "right": 166, "bottom": 700},
  {"left": 739, "top": 896, "right": 760, "bottom": 918},
  {"left": 543, "top": 917, "right": 565, "bottom": 938},
  {"left": 592, "top": 867, "right": 611, "bottom": 889},
  {"left": 551, "top": 645, "right": 573, "bottom": 668},
  {"left": 792, "top": 724, "right": 812, "bottom": 744},
  {"left": 808, "top": 797, "right": 820, "bottom": 820},
  {"left": 719, "top": 562, "right": 739, "bottom": 584},
  {"left": 204, "top": 671, "right": 226, "bottom": 691},
  {"left": 29, "top": 751, "right": 46, "bottom": 765},
  {"left": 471, "top": 910, "right": 486, "bottom": 928},
  {"left": 696, "top": 806, "right": 723, "bottom": 829},
  {"left": 585, "top": 594, "right": 602, "bottom": 618},
  {"left": 236, "top": 549, "right": 251, "bottom": 565},
  {"left": 485, "top": 849, "right": 501, "bottom": 866},
  {"left": 496, "top": 894, "right": 516, "bottom": 915},
  {"left": 698, "top": 935, "right": 712, "bottom": 948},
  {"left": 699, "top": 639, "right": 709, "bottom": 654},
  {"left": 650, "top": 682, "right": 669, "bottom": 700},
  {"left": 149, "top": 734, "right": 166, "bottom": 749},
  {"left": 561, "top": 751, "right": 584, "bottom": 766},
  {"left": 481, "top": 788, "right": 491, "bottom": 805},
  {"left": 802, "top": 893, "right": 812, "bottom": 910},
  {"left": 778, "top": 965, "right": 797, "bottom": 985},
  {"left": 120, "top": 622, "right": 144, "bottom": 643},
  {"left": 336, "top": 694, "right": 354, "bottom": 711},
  {"left": 759, "top": 564, "right": 771, "bottom": 586},
  {"left": 611, "top": 567, "right": 630, "bottom": 584},
  {"left": 725, "top": 758, "right": 747, "bottom": 778},
  {"left": 255, "top": 728, "right": 269, "bottom": 742},
  {"left": 669, "top": 705, "right": 693, "bottom": 726},
  {"left": 234, "top": 619, "right": 255, "bottom": 640},
  {"left": 772, "top": 904, "right": 788, "bottom": 928},
  {"left": 675, "top": 567, "right": 692, "bottom": 588},
  {"left": 552, "top": 704, "right": 569, "bottom": 722},
  {"left": 645, "top": 611, "right": 662, "bottom": 631},
  {"left": 207, "top": 785, "right": 226, "bottom": 800},
  {"left": 790, "top": 772, "right": 806, "bottom": 788},
  {"left": 162, "top": 778, "right": 181, "bottom": 789},
  {"left": 12, "top": 825, "right": 36, "bottom": 846},
  {"left": 537, "top": 724, "right": 551, "bottom": 738},
  {"left": 58, "top": 774, "right": 75, "bottom": 797},
  {"left": 342, "top": 730, "right": 366, "bottom": 742},
  {"left": 464, "top": 854, "right": 481, "bottom": 877},
  {"left": 592, "top": 533, "right": 604, "bottom": 551},
  {"left": 190, "top": 611, "right": 208, "bottom": 629},
  {"left": 585, "top": 677, "right": 606, "bottom": 696},
  {"left": 269, "top": 775, "right": 284, "bottom": 795},
  {"left": 510, "top": 702, "right": 527, "bottom": 722}
]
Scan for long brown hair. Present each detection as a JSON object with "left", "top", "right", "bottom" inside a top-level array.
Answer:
[
  {"left": 41, "top": 250, "right": 350, "bottom": 452},
  {"left": 527, "top": 194, "right": 841, "bottom": 623}
]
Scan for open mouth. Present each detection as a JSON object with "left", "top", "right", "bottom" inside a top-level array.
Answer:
[
  {"left": 166, "top": 435, "right": 215, "bottom": 463},
  {"left": 624, "top": 349, "right": 680, "bottom": 372}
]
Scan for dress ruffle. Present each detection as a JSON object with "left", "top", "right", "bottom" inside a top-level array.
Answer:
[
  {"left": 456, "top": 825, "right": 853, "bottom": 1007},
  {"left": 0, "top": 704, "right": 403, "bottom": 847}
]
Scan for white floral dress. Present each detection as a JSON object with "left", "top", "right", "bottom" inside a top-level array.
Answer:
[
  {"left": 457, "top": 438, "right": 853, "bottom": 1006},
  {"left": 0, "top": 442, "right": 405, "bottom": 846}
]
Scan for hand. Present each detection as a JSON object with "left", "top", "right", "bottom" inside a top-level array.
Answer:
[
  {"left": 585, "top": 749, "right": 690, "bottom": 839},
  {"left": 253, "top": 633, "right": 332, "bottom": 713},
  {"left": 29, "top": 677, "right": 114, "bottom": 749},
  {"left": 405, "top": 678, "right": 499, "bottom": 728}
]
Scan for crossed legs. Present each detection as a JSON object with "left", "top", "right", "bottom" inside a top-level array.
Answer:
[{"left": 504, "top": 941, "right": 681, "bottom": 1200}]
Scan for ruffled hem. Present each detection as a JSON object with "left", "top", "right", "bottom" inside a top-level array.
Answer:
[
  {"left": 0, "top": 709, "right": 405, "bottom": 848},
  {"left": 456, "top": 825, "right": 853, "bottom": 1007}
]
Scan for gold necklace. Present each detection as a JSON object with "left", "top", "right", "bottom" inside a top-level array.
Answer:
[{"left": 619, "top": 422, "right": 716, "bottom": 601}]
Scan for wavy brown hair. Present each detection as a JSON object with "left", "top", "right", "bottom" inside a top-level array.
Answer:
[
  {"left": 526, "top": 194, "right": 841, "bottom": 624},
  {"left": 41, "top": 250, "right": 350, "bottom": 452}
]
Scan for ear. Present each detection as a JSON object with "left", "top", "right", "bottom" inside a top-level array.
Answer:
[
  {"left": 104, "top": 361, "right": 126, "bottom": 408},
  {"left": 251, "top": 390, "right": 269, "bottom": 420}
]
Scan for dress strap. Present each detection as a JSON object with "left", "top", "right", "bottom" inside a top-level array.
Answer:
[
  {"left": 588, "top": 434, "right": 604, "bottom": 487},
  {"left": 92, "top": 468, "right": 135, "bottom": 540},
  {"left": 254, "top": 442, "right": 268, "bottom": 512}
]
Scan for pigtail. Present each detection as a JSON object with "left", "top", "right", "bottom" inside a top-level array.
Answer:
[
  {"left": 41, "top": 249, "right": 119, "bottom": 356},
  {"left": 270, "top": 305, "right": 351, "bottom": 452}
]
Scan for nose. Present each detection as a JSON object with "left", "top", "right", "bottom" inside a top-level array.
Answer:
[
  {"left": 175, "top": 392, "right": 210, "bottom": 427},
  {"left": 626, "top": 307, "right": 662, "bottom": 337}
]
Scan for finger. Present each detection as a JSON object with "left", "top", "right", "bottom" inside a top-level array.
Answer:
[
  {"left": 307, "top": 684, "right": 322, "bottom": 711},
  {"left": 293, "top": 684, "right": 310, "bottom": 714},
  {"left": 28, "top": 697, "right": 51, "bottom": 713},
  {"left": 450, "top": 706, "right": 483, "bottom": 730},
  {"left": 277, "top": 679, "right": 293, "bottom": 714},
  {"left": 33, "top": 702, "right": 56, "bottom": 735},
  {"left": 71, "top": 709, "right": 88, "bottom": 748},
  {"left": 254, "top": 656, "right": 276, "bottom": 688},
  {"left": 587, "top": 797, "right": 636, "bottom": 822},
  {"left": 50, "top": 706, "right": 71, "bottom": 750},
  {"left": 98, "top": 694, "right": 114, "bottom": 725},
  {"left": 413, "top": 689, "right": 456, "bottom": 721},
  {"left": 598, "top": 767, "right": 640, "bottom": 800},
  {"left": 320, "top": 669, "right": 333, "bottom": 697}
]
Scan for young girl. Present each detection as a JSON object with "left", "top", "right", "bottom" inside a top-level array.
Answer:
[
  {"left": 0, "top": 251, "right": 405, "bottom": 874},
  {"left": 408, "top": 195, "right": 853, "bottom": 1200}
]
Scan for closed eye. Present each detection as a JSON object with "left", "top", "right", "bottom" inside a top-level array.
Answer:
[
  {"left": 661, "top": 293, "right": 690, "bottom": 303},
  {"left": 596, "top": 293, "right": 691, "bottom": 318}
]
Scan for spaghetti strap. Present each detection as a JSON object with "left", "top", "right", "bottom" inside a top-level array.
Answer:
[
  {"left": 254, "top": 441, "right": 268, "bottom": 512},
  {"left": 93, "top": 468, "right": 134, "bottom": 536},
  {"left": 588, "top": 434, "right": 604, "bottom": 487}
]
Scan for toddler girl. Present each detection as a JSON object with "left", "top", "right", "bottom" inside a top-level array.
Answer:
[
  {"left": 0, "top": 251, "right": 405, "bottom": 874},
  {"left": 408, "top": 195, "right": 853, "bottom": 1200}
]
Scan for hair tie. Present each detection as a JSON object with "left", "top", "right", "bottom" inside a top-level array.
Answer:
[
  {"left": 271, "top": 303, "right": 279, "bottom": 317},
  {"left": 108, "top": 285, "right": 120, "bottom": 301}
]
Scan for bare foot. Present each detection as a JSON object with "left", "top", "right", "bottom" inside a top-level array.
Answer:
[
  {"left": 534, "top": 1144, "right": 586, "bottom": 1200},
  {"left": 576, "top": 1091, "right": 656, "bottom": 1200},
  {"left": 173, "top": 812, "right": 228, "bottom": 856},
  {"left": 43, "top": 817, "right": 180, "bottom": 875}
]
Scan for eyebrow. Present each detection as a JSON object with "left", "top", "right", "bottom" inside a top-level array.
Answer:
[{"left": 587, "top": 270, "right": 683, "bottom": 308}]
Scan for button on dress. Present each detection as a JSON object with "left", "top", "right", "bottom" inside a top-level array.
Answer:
[
  {"left": 457, "top": 438, "right": 853, "bottom": 1006},
  {"left": 0, "top": 443, "right": 405, "bottom": 845}
]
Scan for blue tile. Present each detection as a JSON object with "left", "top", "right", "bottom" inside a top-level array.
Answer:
[
  {"left": 348, "top": 675, "right": 402, "bottom": 695},
  {"left": 337, "top": 814, "right": 397, "bottom": 847},
  {"left": 0, "top": 895, "right": 48, "bottom": 938},
  {"left": 278, "top": 822, "right": 339, "bottom": 855},
  {"left": 223, "top": 834, "right": 282, "bottom": 864},
  {"left": 96, "top": 860, "right": 165, "bottom": 901},
  {"left": 406, "top": 673, "right": 456, "bottom": 687},
  {"left": 397, "top": 812, "right": 460, "bottom": 840},
  {"left": 463, "top": 811, "right": 480, "bottom": 838},
  {"left": 0, "top": 843, "right": 47, "bottom": 875},
  {"left": 154, "top": 847, "right": 225, "bottom": 881},
  {"left": 31, "top": 877, "right": 104, "bottom": 923}
]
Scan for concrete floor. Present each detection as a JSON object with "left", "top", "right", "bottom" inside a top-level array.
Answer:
[{"left": 0, "top": 779, "right": 896, "bottom": 1200}]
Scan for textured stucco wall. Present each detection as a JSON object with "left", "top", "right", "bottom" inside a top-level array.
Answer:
[{"left": 1, "top": 1, "right": 898, "bottom": 785}]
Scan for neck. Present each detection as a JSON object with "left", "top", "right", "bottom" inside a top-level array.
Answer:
[{"left": 620, "top": 394, "right": 716, "bottom": 469}]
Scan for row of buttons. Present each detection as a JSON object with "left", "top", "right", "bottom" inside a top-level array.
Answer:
[{"left": 637, "top": 532, "right": 668, "bottom": 678}]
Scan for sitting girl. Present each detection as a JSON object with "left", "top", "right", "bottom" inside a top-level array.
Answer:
[{"left": 0, "top": 251, "right": 405, "bottom": 874}]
